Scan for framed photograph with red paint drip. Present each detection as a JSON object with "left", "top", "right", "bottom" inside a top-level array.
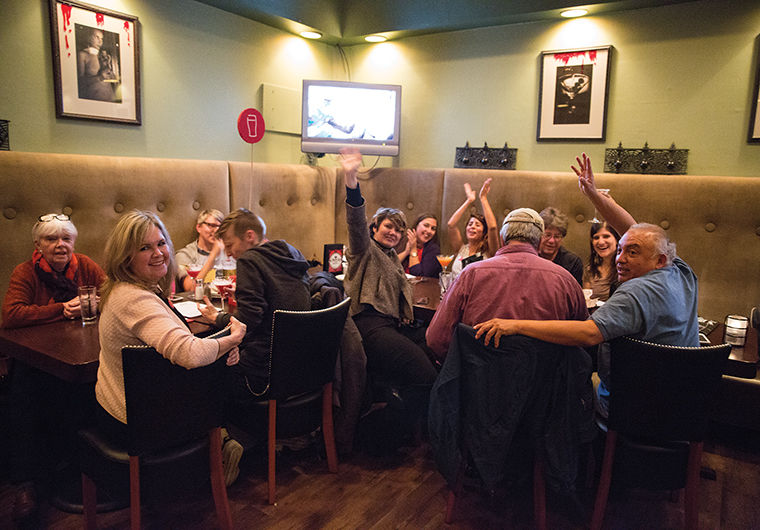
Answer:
[
  {"left": 49, "top": 0, "right": 141, "bottom": 124},
  {"left": 537, "top": 46, "right": 612, "bottom": 141},
  {"left": 748, "top": 36, "right": 760, "bottom": 143}
]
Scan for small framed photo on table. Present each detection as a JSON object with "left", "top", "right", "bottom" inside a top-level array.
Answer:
[
  {"left": 537, "top": 45, "right": 612, "bottom": 141},
  {"left": 49, "top": 0, "right": 141, "bottom": 124},
  {"left": 323, "top": 244, "right": 344, "bottom": 274}
]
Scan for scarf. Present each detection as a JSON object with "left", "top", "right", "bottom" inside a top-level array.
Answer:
[{"left": 33, "top": 249, "right": 79, "bottom": 303}]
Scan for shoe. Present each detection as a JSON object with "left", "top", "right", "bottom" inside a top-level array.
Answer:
[
  {"left": 222, "top": 429, "right": 243, "bottom": 486},
  {"left": 12, "top": 482, "right": 38, "bottom": 524}
]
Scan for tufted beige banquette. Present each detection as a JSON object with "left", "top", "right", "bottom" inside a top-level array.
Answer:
[{"left": 2, "top": 150, "right": 759, "bottom": 323}]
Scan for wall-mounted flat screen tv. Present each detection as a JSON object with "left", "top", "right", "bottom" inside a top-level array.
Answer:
[{"left": 301, "top": 80, "right": 401, "bottom": 156}]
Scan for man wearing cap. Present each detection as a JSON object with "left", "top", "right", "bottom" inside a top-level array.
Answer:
[
  {"left": 474, "top": 153, "right": 699, "bottom": 417},
  {"left": 538, "top": 206, "right": 584, "bottom": 285},
  {"left": 426, "top": 207, "right": 588, "bottom": 358}
]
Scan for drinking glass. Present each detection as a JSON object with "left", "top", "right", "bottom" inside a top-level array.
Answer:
[
  {"left": 78, "top": 285, "right": 98, "bottom": 325},
  {"left": 439, "top": 271, "right": 455, "bottom": 299},
  {"left": 436, "top": 254, "right": 454, "bottom": 271},
  {"left": 186, "top": 265, "right": 202, "bottom": 281},
  {"left": 213, "top": 278, "right": 233, "bottom": 312},
  {"left": 589, "top": 188, "right": 610, "bottom": 224}
]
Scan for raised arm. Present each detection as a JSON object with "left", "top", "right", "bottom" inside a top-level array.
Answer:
[
  {"left": 447, "top": 183, "right": 476, "bottom": 250},
  {"left": 572, "top": 153, "right": 636, "bottom": 235},
  {"left": 478, "top": 178, "right": 500, "bottom": 255},
  {"left": 341, "top": 147, "right": 362, "bottom": 191},
  {"left": 340, "top": 147, "right": 370, "bottom": 256}
]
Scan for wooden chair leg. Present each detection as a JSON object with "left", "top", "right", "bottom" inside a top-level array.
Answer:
[
  {"left": 322, "top": 382, "right": 338, "bottom": 473},
  {"left": 129, "top": 455, "right": 141, "bottom": 530},
  {"left": 268, "top": 399, "right": 277, "bottom": 505},
  {"left": 591, "top": 430, "right": 618, "bottom": 530},
  {"left": 684, "top": 441, "right": 703, "bottom": 530},
  {"left": 208, "top": 427, "right": 233, "bottom": 530},
  {"left": 445, "top": 457, "right": 466, "bottom": 524},
  {"left": 81, "top": 472, "right": 98, "bottom": 530},
  {"left": 533, "top": 451, "right": 547, "bottom": 530}
]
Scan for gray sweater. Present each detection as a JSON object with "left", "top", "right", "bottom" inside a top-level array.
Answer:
[{"left": 344, "top": 200, "right": 414, "bottom": 322}]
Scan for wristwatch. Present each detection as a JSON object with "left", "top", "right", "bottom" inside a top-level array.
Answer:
[{"left": 411, "top": 251, "right": 418, "bottom": 257}]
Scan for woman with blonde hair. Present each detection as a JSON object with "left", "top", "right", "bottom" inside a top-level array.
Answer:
[{"left": 95, "top": 210, "right": 245, "bottom": 443}]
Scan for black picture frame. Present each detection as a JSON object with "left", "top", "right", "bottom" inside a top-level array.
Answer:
[
  {"left": 49, "top": 0, "right": 141, "bottom": 124},
  {"left": 748, "top": 36, "right": 760, "bottom": 143},
  {"left": 537, "top": 45, "right": 612, "bottom": 141}
]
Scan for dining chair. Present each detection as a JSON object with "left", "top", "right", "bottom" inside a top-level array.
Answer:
[
  {"left": 78, "top": 337, "right": 233, "bottom": 530},
  {"left": 590, "top": 336, "right": 731, "bottom": 530},
  {"left": 434, "top": 323, "right": 594, "bottom": 529},
  {"left": 229, "top": 296, "right": 351, "bottom": 505}
]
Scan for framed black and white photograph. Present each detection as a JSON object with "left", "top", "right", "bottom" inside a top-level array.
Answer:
[
  {"left": 748, "top": 38, "right": 760, "bottom": 143},
  {"left": 49, "top": 0, "right": 141, "bottom": 124},
  {"left": 537, "top": 46, "right": 612, "bottom": 141}
]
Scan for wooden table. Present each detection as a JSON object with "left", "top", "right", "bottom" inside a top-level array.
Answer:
[
  {"left": 0, "top": 318, "right": 101, "bottom": 383},
  {"left": 411, "top": 276, "right": 440, "bottom": 322}
]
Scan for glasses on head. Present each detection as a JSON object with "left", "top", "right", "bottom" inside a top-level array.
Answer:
[
  {"left": 38, "top": 213, "right": 70, "bottom": 222},
  {"left": 201, "top": 221, "right": 221, "bottom": 229},
  {"left": 541, "top": 232, "right": 564, "bottom": 241}
]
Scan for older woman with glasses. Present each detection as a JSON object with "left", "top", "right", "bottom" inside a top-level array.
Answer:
[
  {"left": 2, "top": 213, "right": 106, "bottom": 328},
  {"left": 538, "top": 206, "right": 583, "bottom": 285},
  {"left": 2, "top": 213, "right": 106, "bottom": 524}
]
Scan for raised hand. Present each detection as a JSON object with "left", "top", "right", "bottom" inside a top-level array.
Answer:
[
  {"left": 464, "top": 183, "right": 476, "bottom": 203},
  {"left": 572, "top": 152, "right": 597, "bottom": 197},
  {"left": 478, "top": 177, "right": 493, "bottom": 201},
  {"left": 405, "top": 228, "right": 417, "bottom": 251},
  {"left": 340, "top": 147, "right": 363, "bottom": 189}
]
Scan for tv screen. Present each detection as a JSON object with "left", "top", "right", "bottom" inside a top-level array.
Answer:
[{"left": 301, "top": 80, "right": 401, "bottom": 156}]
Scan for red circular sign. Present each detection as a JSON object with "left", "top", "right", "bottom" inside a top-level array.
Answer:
[{"left": 237, "top": 108, "right": 265, "bottom": 144}]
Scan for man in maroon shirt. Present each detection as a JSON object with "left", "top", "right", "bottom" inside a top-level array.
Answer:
[{"left": 426, "top": 207, "right": 588, "bottom": 358}]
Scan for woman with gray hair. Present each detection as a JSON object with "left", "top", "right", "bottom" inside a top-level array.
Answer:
[
  {"left": 2, "top": 213, "right": 105, "bottom": 524},
  {"left": 2, "top": 213, "right": 105, "bottom": 328}
]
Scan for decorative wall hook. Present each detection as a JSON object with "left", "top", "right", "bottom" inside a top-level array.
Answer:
[
  {"left": 455, "top": 141, "right": 517, "bottom": 170},
  {"left": 603, "top": 142, "right": 688, "bottom": 174}
]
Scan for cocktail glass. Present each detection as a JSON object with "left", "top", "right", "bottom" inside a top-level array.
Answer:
[
  {"left": 436, "top": 254, "right": 454, "bottom": 271},
  {"left": 213, "top": 278, "right": 233, "bottom": 313},
  {"left": 186, "top": 265, "right": 202, "bottom": 280}
]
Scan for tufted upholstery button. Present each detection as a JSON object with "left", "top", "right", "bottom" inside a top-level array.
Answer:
[
  {"left": 287, "top": 197, "right": 295, "bottom": 206},
  {"left": 156, "top": 202, "right": 166, "bottom": 212},
  {"left": 62, "top": 206, "right": 73, "bottom": 216},
  {"left": 259, "top": 199, "right": 265, "bottom": 207},
  {"left": 575, "top": 214, "right": 585, "bottom": 223},
  {"left": 192, "top": 201, "right": 201, "bottom": 210},
  {"left": 3, "top": 207, "right": 17, "bottom": 219},
  {"left": 704, "top": 222, "right": 716, "bottom": 233},
  {"left": 407, "top": 202, "right": 414, "bottom": 210},
  {"left": 311, "top": 197, "right": 318, "bottom": 206},
  {"left": 755, "top": 226, "right": 760, "bottom": 237},
  {"left": 660, "top": 220, "right": 670, "bottom": 230},
  {"left": 114, "top": 203, "right": 124, "bottom": 213}
]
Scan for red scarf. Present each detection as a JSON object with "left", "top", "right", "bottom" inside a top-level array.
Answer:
[{"left": 32, "top": 249, "right": 80, "bottom": 302}]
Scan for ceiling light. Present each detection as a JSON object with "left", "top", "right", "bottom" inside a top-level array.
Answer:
[
  {"left": 365, "top": 34, "right": 388, "bottom": 43},
  {"left": 300, "top": 30, "right": 322, "bottom": 39},
  {"left": 560, "top": 8, "right": 588, "bottom": 18}
]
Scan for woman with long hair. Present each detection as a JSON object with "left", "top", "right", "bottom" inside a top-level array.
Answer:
[
  {"left": 398, "top": 213, "right": 442, "bottom": 278},
  {"left": 583, "top": 221, "right": 620, "bottom": 302},
  {"left": 446, "top": 178, "right": 500, "bottom": 274}
]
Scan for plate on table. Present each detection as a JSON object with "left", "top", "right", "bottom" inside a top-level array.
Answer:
[{"left": 173, "top": 301, "right": 202, "bottom": 319}]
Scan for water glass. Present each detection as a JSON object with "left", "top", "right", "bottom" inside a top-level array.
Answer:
[
  {"left": 78, "top": 285, "right": 98, "bottom": 325},
  {"left": 439, "top": 271, "right": 455, "bottom": 299},
  {"left": 724, "top": 314, "right": 748, "bottom": 346}
]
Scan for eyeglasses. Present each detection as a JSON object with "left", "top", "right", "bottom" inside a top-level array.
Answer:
[
  {"left": 38, "top": 213, "right": 70, "bottom": 222},
  {"left": 201, "top": 222, "right": 221, "bottom": 229},
  {"left": 541, "top": 232, "right": 564, "bottom": 241}
]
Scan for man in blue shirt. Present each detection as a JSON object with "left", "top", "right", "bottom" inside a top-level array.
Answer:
[{"left": 473, "top": 153, "right": 699, "bottom": 416}]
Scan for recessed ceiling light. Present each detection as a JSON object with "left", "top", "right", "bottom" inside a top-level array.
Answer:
[
  {"left": 300, "top": 30, "right": 322, "bottom": 39},
  {"left": 365, "top": 34, "right": 388, "bottom": 43},
  {"left": 560, "top": 8, "right": 588, "bottom": 18}
]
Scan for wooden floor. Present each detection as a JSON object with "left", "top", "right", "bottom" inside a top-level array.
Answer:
[{"left": 1, "top": 423, "right": 759, "bottom": 529}]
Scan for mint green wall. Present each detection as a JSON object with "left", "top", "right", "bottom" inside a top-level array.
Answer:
[
  {"left": 347, "top": 0, "right": 760, "bottom": 176},
  {"left": 0, "top": 0, "right": 336, "bottom": 162},
  {"left": 2, "top": 0, "right": 759, "bottom": 175}
]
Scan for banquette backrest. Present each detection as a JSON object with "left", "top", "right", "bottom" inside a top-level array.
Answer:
[
  {"left": 2, "top": 151, "right": 759, "bottom": 323},
  {"left": 1, "top": 151, "right": 229, "bottom": 299}
]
